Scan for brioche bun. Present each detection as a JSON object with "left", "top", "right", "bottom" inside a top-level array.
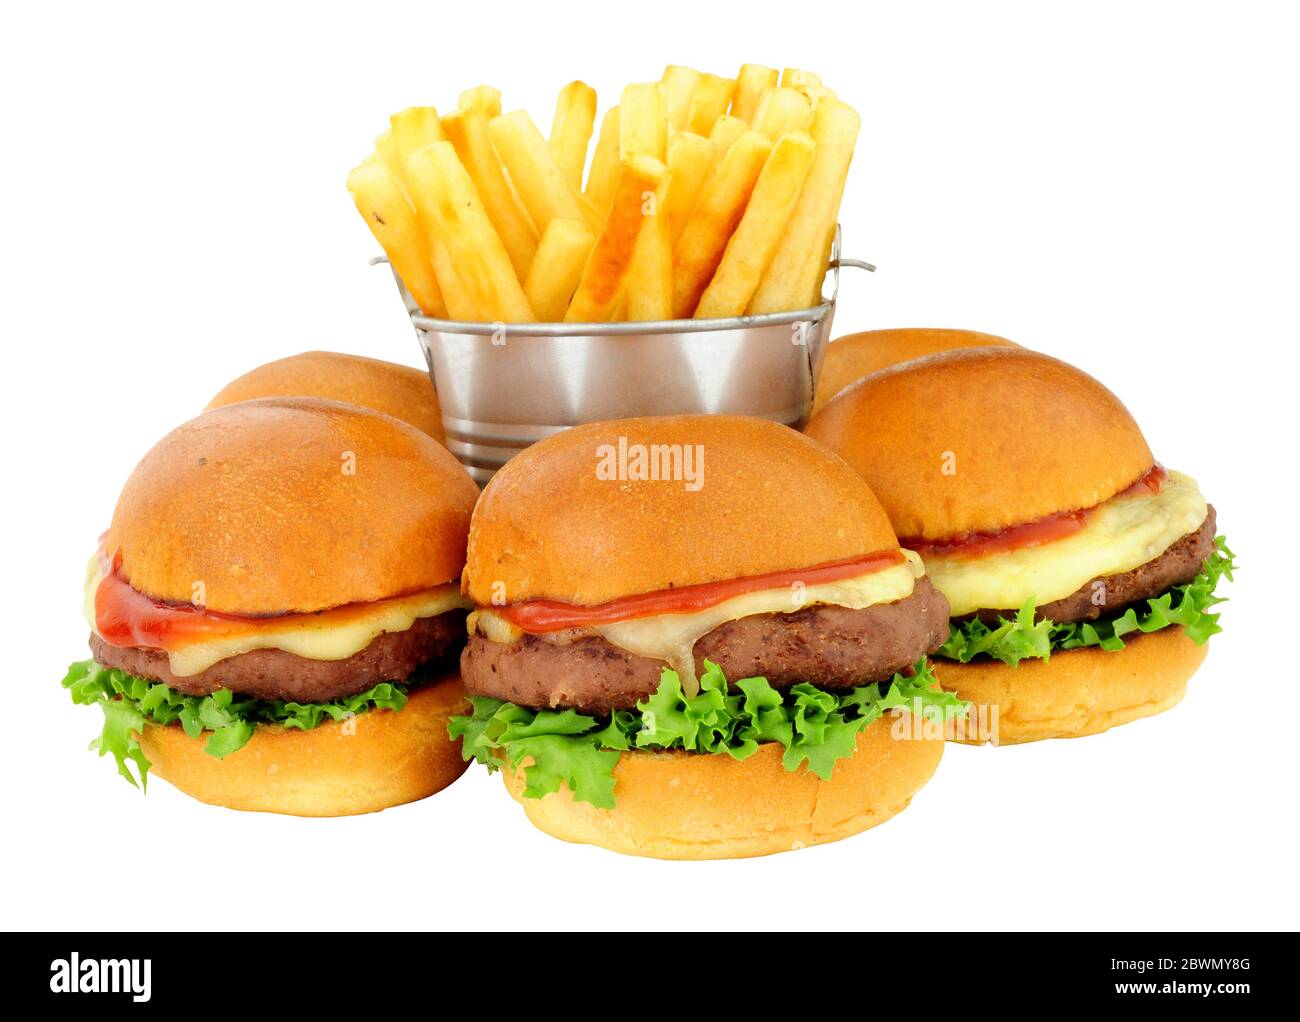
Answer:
[
  {"left": 108, "top": 397, "right": 478, "bottom": 616},
  {"left": 813, "top": 328, "right": 1020, "bottom": 413},
  {"left": 208, "top": 350, "right": 444, "bottom": 442},
  {"left": 138, "top": 674, "right": 469, "bottom": 816},
  {"left": 466, "top": 415, "right": 901, "bottom": 606},
  {"left": 804, "top": 349, "right": 1153, "bottom": 540},
  {"left": 502, "top": 713, "right": 943, "bottom": 859},
  {"left": 935, "top": 627, "right": 1207, "bottom": 745}
]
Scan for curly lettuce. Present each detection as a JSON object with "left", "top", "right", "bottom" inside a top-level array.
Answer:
[
  {"left": 449, "top": 658, "right": 966, "bottom": 810},
  {"left": 61, "top": 659, "right": 410, "bottom": 790},
  {"left": 938, "top": 535, "right": 1235, "bottom": 666}
]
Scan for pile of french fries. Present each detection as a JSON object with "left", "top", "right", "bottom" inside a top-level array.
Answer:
[{"left": 348, "top": 65, "right": 859, "bottom": 324}]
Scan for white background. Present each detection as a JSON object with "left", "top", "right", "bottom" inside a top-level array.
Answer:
[{"left": 3, "top": 1, "right": 1296, "bottom": 932}]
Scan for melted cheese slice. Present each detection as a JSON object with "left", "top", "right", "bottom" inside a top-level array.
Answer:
[
  {"left": 473, "top": 553, "right": 923, "bottom": 695},
  {"left": 84, "top": 559, "right": 470, "bottom": 677},
  {"left": 928, "top": 469, "right": 1208, "bottom": 616}
]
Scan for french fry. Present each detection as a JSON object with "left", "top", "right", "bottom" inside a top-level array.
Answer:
[
  {"left": 525, "top": 217, "right": 594, "bottom": 321},
  {"left": 780, "top": 68, "right": 822, "bottom": 89},
  {"left": 805, "top": 181, "right": 851, "bottom": 299},
  {"left": 390, "top": 106, "right": 444, "bottom": 156},
  {"left": 374, "top": 129, "right": 400, "bottom": 175},
  {"left": 753, "top": 86, "right": 813, "bottom": 138},
  {"left": 405, "top": 142, "right": 535, "bottom": 322},
  {"left": 695, "top": 131, "right": 815, "bottom": 318},
  {"left": 548, "top": 80, "right": 597, "bottom": 191},
  {"left": 584, "top": 106, "right": 621, "bottom": 215},
  {"left": 458, "top": 85, "right": 502, "bottom": 119},
  {"left": 661, "top": 65, "right": 702, "bottom": 132},
  {"left": 490, "top": 110, "right": 596, "bottom": 239},
  {"left": 626, "top": 220, "right": 672, "bottom": 320},
  {"left": 346, "top": 158, "right": 447, "bottom": 318},
  {"left": 800, "top": 85, "right": 838, "bottom": 111},
  {"left": 567, "top": 155, "right": 667, "bottom": 322},
  {"left": 374, "top": 125, "right": 477, "bottom": 320},
  {"left": 671, "top": 130, "right": 772, "bottom": 318},
  {"left": 708, "top": 114, "right": 750, "bottom": 157},
  {"left": 686, "top": 73, "right": 735, "bottom": 136},
  {"left": 625, "top": 175, "right": 673, "bottom": 321},
  {"left": 442, "top": 107, "right": 539, "bottom": 279},
  {"left": 664, "top": 131, "right": 716, "bottom": 246},
  {"left": 620, "top": 82, "right": 667, "bottom": 162},
  {"left": 732, "top": 64, "right": 778, "bottom": 122},
  {"left": 427, "top": 232, "right": 479, "bottom": 321},
  {"left": 749, "top": 99, "right": 860, "bottom": 313},
  {"left": 575, "top": 191, "right": 605, "bottom": 234}
]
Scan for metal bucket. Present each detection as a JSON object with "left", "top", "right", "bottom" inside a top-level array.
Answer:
[{"left": 384, "top": 232, "right": 873, "bottom": 484}]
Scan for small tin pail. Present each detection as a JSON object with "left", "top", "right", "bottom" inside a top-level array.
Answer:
[{"left": 384, "top": 230, "right": 872, "bottom": 484}]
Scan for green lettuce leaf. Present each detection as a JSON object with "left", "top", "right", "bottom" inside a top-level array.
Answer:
[
  {"left": 938, "top": 535, "right": 1236, "bottom": 666},
  {"left": 449, "top": 658, "right": 967, "bottom": 810},
  {"left": 61, "top": 659, "right": 412, "bottom": 790}
]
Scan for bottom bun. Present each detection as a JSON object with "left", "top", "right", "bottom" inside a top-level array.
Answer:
[
  {"left": 139, "top": 674, "right": 469, "bottom": 816},
  {"left": 502, "top": 713, "right": 944, "bottom": 860},
  {"left": 932, "top": 626, "right": 1208, "bottom": 746}
]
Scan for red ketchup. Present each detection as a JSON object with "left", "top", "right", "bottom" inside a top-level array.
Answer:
[
  {"left": 497, "top": 551, "right": 906, "bottom": 633},
  {"left": 903, "top": 464, "right": 1166, "bottom": 562},
  {"left": 92, "top": 547, "right": 394, "bottom": 650}
]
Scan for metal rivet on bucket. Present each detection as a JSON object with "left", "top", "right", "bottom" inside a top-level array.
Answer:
[{"left": 378, "top": 228, "right": 873, "bottom": 485}]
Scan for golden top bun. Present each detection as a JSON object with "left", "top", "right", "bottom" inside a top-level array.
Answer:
[
  {"left": 108, "top": 397, "right": 479, "bottom": 615},
  {"left": 804, "top": 349, "right": 1153, "bottom": 540},
  {"left": 139, "top": 674, "right": 469, "bottom": 816},
  {"left": 933, "top": 626, "right": 1206, "bottom": 745},
  {"left": 465, "top": 414, "right": 901, "bottom": 606},
  {"left": 504, "top": 713, "right": 944, "bottom": 859},
  {"left": 813, "top": 327, "right": 1020, "bottom": 413},
  {"left": 207, "top": 350, "right": 444, "bottom": 442}
]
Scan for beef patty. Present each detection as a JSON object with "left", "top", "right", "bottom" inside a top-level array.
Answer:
[
  {"left": 964, "top": 506, "right": 1217, "bottom": 626},
  {"left": 89, "top": 609, "right": 466, "bottom": 703},
  {"left": 461, "top": 577, "right": 951, "bottom": 714}
]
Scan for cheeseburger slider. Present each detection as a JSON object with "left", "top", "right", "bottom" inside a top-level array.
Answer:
[
  {"left": 62, "top": 397, "right": 479, "bottom": 815},
  {"left": 806, "top": 348, "right": 1234, "bottom": 744},
  {"left": 451, "top": 415, "right": 962, "bottom": 859},
  {"left": 208, "top": 350, "right": 445, "bottom": 442},
  {"left": 814, "top": 327, "right": 1019, "bottom": 413}
]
